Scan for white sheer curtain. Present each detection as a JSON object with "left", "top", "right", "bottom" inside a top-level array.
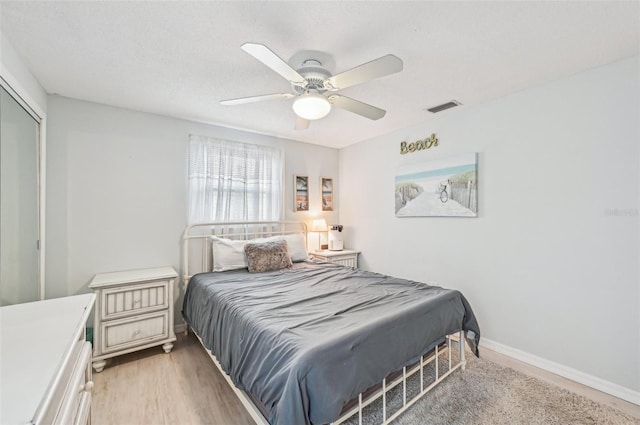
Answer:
[{"left": 188, "top": 135, "right": 284, "bottom": 223}]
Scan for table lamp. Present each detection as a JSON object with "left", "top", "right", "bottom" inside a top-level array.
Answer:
[{"left": 310, "top": 218, "right": 328, "bottom": 250}]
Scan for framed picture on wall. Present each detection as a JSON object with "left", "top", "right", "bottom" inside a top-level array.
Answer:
[
  {"left": 321, "top": 177, "right": 333, "bottom": 211},
  {"left": 294, "top": 175, "right": 309, "bottom": 212},
  {"left": 395, "top": 152, "right": 478, "bottom": 217}
]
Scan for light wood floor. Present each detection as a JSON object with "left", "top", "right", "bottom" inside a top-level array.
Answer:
[
  {"left": 92, "top": 332, "right": 254, "bottom": 425},
  {"left": 92, "top": 333, "right": 640, "bottom": 424}
]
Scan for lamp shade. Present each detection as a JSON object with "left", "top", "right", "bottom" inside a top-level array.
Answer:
[
  {"left": 310, "top": 218, "right": 328, "bottom": 232},
  {"left": 292, "top": 93, "right": 331, "bottom": 120}
]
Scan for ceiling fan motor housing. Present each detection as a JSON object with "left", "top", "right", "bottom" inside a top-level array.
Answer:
[{"left": 293, "top": 60, "right": 332, "bottom": 94}]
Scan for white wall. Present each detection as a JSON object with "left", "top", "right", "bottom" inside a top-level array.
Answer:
[
  {"left": 339, "top": 57, "right": 639, "bottom": 396},
  {"left": 0, "top": 33, "right": 47, "bottom": 113},
  {"left": 45, "top": 96, "right": 339, "bottom": 314}
]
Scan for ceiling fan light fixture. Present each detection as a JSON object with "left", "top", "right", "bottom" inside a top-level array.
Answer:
[{"left": 292, "top": 93, "right": 331, "bottom": 120}]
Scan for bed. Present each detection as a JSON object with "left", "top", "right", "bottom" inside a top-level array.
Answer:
[{"left": 182, "top": 221, "right": 480, "bottom": 425}]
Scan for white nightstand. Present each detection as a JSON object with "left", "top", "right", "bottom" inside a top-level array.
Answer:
[
  {"left": 309, "top": 249, "right": 360, "bottom": 268},
  {"left": 89, "top": 266, "right": 177, "bottom": 372}
]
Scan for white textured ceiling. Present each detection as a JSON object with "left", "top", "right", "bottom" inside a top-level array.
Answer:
[{"left": 1, "top": 1, "right": 638, "bottom": 148}]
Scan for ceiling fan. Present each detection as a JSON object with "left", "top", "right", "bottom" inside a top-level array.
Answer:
[{"left": 221, "top": 43, "right": 403, "bottom": 130}]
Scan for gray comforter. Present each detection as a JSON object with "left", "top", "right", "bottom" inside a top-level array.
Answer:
[{"left": 182, "top": 262, "right": 480, "bottom": 425}]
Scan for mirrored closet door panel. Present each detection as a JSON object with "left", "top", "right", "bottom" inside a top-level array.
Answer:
[{"left": 0, "top": 85, "right": 40, "bottom": 305}]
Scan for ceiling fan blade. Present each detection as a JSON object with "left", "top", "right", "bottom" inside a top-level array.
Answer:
[
  {"left": 294, "top": 116, "right": 310, "bottom": 130},
  {"left": 220, "top": 93, "right": 293, "bottom": 106},
  {"left": 328, "top": 95, "right": 386, "bottom": 120},
  {"left": 241, "top": 43, "right": 307, "bottom": 86},
  {"left": 326, "top": 54, "right": 403, "bottom": 90}
]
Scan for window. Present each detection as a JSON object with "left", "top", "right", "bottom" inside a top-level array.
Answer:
[{"left": 188, "top": 135, "right": 283, "bottom": 223}]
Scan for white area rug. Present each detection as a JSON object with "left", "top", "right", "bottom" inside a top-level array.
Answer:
[{"left": 345, "top": 347, "right": 638, "bottom": 425}]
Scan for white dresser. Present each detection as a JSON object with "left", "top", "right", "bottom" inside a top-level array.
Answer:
[
  {"left": 89, "top": 266, "right": 177, "bottom": 372},
  {"left": 0, "top": 294, "right": 95, "bottom": 425},
  {"left": 309, "top": 249, "right": 360, "bottom": 268}
]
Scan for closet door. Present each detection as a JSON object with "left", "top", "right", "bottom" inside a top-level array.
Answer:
[{"left": 0, "top": 86, "right": 40, "bottom": 305}]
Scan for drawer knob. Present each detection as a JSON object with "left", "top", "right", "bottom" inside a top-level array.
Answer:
[
  {"left": 132, "top": 330, "right": 141, "bottom": 337},
  {"left": 133, "top": 298, "right": 141, "bottom": 305},
  {"left": 79, "top": 381, "right": 94, "bottom": 393}
]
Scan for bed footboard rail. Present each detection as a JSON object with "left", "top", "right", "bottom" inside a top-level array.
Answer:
[
  {"left": 194, "top": 328, "right": 466, "bottom": 425},
  {"left": 331, "top": 330, "right": 466, "bottom": 425}
]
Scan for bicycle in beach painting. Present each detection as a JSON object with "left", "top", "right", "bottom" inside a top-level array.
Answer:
[{"left": 438, "top": 181, "right": 449, "bottom": 203}]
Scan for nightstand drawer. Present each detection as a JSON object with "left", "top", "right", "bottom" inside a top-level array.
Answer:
[
  {"left": 101, "top": 280, "right": 169, "bottom": 320},
  {"left": 309, "top": 249, "right": 359, "bottom": 268},
  {"left": 101, "top": 312, "right": 169, "bottom": 354},
  {"left": 324, "top": 254, "right": 357, "bottom": 267}
]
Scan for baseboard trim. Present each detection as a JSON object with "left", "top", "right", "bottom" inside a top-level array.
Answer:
[
  {"left": 480, "top": 337, "right": 640, "bottom": 406},
  {"left": 174, "top": 323, "right": 187, "bottom": 334},
  {"left": 172, "top": 323, "right": 639, "bottom": 405}
]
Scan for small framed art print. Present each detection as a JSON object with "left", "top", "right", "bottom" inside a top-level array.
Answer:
[
  {"left": 321, "top": 177, "right": 333, "bottom": 211},
  {"left": 294, "top": 175, "right": 309, "bottom": 212}
]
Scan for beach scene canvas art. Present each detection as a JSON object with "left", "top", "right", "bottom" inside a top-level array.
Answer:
[{"left": 395, "top": 153, "right": 478, "bottom": 217}]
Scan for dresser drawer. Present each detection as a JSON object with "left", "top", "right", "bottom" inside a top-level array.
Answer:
[
  {"left": 101, "top": 311, "right": 169, "bottom": 354},
  {"left": 54, "top": 342, "right": 92, "bottom": 425},
  {"left": 0, "top": 294, "right": 95, "bottom": 425},
  {"left": 74, "top": 391, "right": 92, "bottom": 425},
  {"left": 101, "top": 279, "right": 169, "bottom": 320}
]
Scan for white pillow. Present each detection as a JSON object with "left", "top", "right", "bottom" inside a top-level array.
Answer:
[
  {"left": 280, "top": 233, "right": 308, "bottom": 262},
  {"left": 210, "top": 236, "right": 248, "bottom": 271},
  {"left": 255, "top": 233, "right": 308, "bottom": 262},
  {"left": 210, "top": 233, "right": 308, "bottom": 270}
]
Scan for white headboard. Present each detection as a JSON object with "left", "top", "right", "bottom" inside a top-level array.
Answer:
[{"left": 182, "top": 221, "right": 308, "bottom": 284}]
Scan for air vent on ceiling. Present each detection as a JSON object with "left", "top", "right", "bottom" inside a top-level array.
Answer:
[{"left": 427, "top": 100, "right": 462, "bottom": 113}]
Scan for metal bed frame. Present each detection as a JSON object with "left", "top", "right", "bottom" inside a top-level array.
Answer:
[{"left": 182, "top": 221, "right": 467, "bottom": 425}]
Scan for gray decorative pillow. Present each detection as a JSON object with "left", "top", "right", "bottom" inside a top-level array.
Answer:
[{"left": 244, "top": 240, "right": 293, "bottom": 273}]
